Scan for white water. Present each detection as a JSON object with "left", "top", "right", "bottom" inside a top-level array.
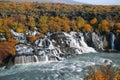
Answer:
[
  {"left": 34, "top": 55, "right": 39, "bottom": 62},
  {"left": 1, "top": 31, "right": 118, "bottom": 80},
  {"left": 0, "top": 53, "right": 120, "bottom": 80},
  {"left": 15, "top": 32, "right": 96, "bottom": 64},
  {"left": 63, "top": 32, "right": 96, "bottom": 54},
  {"left": 10, "top": 29, "right": 24, "bottom": 37}
]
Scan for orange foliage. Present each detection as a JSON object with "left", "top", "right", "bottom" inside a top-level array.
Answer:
[
  {"left": 101, "top": 20, "right": 109, "bottom": 27},
  {"left": 70, "top": 20, "right": 77, "bottom": 31},
  {"left": 116, "top": 23, "right": 120, "bottom": 29},
  {"left": 0, "top": 40, "right": 18, "bottom": 58},
  {"left": 87, "top": 65, "right": 120, "bottom": 80},
  {"left": 48, "top": 16, "right": 66, "bottom": 32},
  {"left": 27, "top": 34, "right": 45, "bottom": 43},
  {"left": 82, "top": 24, "right": 92, "bottom": 32},
  {"left": 99, "top": 20, "right": 109, "bottom": 32},
  {"left": 90, "top": 18, "right": 97, "bottom": 25},
  {"left": 11, "top": 2, "right": 17, "bottom": 8},
  {"left": 0, "top": 40, "right": 18, "bottom": 64},
  {"left": 109, "top": 21, "right": 115, "bottom": 27},
  {"left": 2, "top": 2, "right": 10, "bottom": 9}
]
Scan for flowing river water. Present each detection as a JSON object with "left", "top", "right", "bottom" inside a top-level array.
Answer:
[{"left": 0, "top": 52, "right": 120, "bottom": 80}]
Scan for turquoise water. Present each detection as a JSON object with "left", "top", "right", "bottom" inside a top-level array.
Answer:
[{"left": 0, "top": 52, "right": 120, "bottom": 80}]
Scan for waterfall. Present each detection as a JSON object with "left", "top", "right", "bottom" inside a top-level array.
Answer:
[
  {"left": 63, "top": 32, "right": 96, "bottom": 54},
  {"left": 45, "top": 55, "right": 49, "bottom": 62},
  {"left": 34, "top": 55, "right": 39, "bottom": 62},
  {"left": 15, "top": 55, "right": 50, "bottom": 64},
  {"left": 110, "top": 32, "right": 115, "bottom": 50},
  {"left": 80, "top": 36, "right": 88, "bottom": 47},
  {"left": 15, "top": 31, "right": 97, "bottom": 64}
]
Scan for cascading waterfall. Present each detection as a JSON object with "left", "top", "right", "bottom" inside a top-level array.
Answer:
[
  {"left": 15, "top": 55, "right": 51, "bottom": 64},
  {"left": 34, "top": 55, "right": 39, "bottom": 62},
  {"left": 110, "top": 32, "right": 115, "bottom": 50},
  {"left": 14, "top": 31, "right": 96, "bottom": 64},
  {"left": 63, "top": 32, "right": 96, "bottom": 54},
  {"left": 45, "top": 55, "right": 49, "bottom": 62}
]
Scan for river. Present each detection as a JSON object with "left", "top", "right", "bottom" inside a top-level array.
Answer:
[{"left": 0, "top": 52, "right": 120, "bottom": 80}]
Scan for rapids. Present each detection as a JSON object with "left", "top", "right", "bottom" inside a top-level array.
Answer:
[
  {"left": 0, "top": 52, "right": 120, "bottom": 80},
  {"left": 0, "top": 31, "right": 119, "bottom": 80}
]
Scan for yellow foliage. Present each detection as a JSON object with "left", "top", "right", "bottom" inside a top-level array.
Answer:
[
  {"left": 63, "top": 24, "right": 70, "bottom": 32},
  {"left": 39, "top": 24, "right": 49, "bottom": 34},
  {"left": 99, "top": 20, "right": 109, "bottom": 32},
  {"left": 0, "top": 19, "right": 3, "bottom": 26},
  {"left": 116, "top": 23, "right": 120, "bottom": 29},
  {"left": 90, "top": 18, "right": 97, "bottom": 25},
  {"left": 16, "top": 27, "right": 25, "bottom": 33},
  {"left": 15, "top": 23, "right": 26, "bottom": 33},
  {"left": 82, "top": 24, "right": 92, "bottom": 32},
  {"left": 28, "top": 16, "right": 36, "bottom": 31},
  {"left": 76, "top": 16, "right": 85, "bottom": 29}
]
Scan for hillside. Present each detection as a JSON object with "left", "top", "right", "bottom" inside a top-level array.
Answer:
[
  {"left": 7, "top": 0, "right": 81, "bottom": 4},
  {"left": 7, "top": 0, "right": 120, "bottom": 5},
  {"left": 0, "top": 2, "right": 120, "bottom": 65}
]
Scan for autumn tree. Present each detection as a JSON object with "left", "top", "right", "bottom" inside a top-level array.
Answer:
[
  {"left": 28, "top": 16, "right": 36, "bottom": 31},
  {"left": 48, "top": 16, "right": 63, "bottom": 32},
  {"left": 115, "top": 23, "right": 120, "bottom": 34},
  {"left": 70, "top": 20, "right": 77, "bottom": 31},
  {"left": 76, "top": 16, "right": 85, "bottom": 29},
  {"left": 15, "top": 23, "right": 27, "bottom": 33},
  {"left": 0, "top": 19, "right": 4, "bottom": 33},
  {"left": 82, "top": 23, "right": 92, "bottom": 32},
  {"left": 90, "top": 17, "right": 98, "bottom": 32},
  {"left": 0, "top": 40, "right": 18, "bottom": 64},
  {"left": 11, "top": 2, "right": 17, "bottom": 9},
  {"left": 99, "top": 20, "right": 109, "bottom": 32},
  {"left": 13, "top": 14, "right": 26, "bottom": 23},
  {"left": 1, "top": 17, "right": 15, "bottom": 40},
  {"left": 37, "top": 16, "right": 49, "bottom": 33},
  {"left": 61, "top": 17, "right": 70, "bottom": 32},
  {"left": 86, "top": 65, "right": 120, "bottom": 80},
  {"left": 90, "top": 18, "right": 97, "bottom": 25},
  {"left": 27, "top": 34, "right": 45, "bottom": 44}
]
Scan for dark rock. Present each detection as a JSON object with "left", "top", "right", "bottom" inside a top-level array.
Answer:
[{"left": 115, "top": 34, "right": 120, "bottom": 50}]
